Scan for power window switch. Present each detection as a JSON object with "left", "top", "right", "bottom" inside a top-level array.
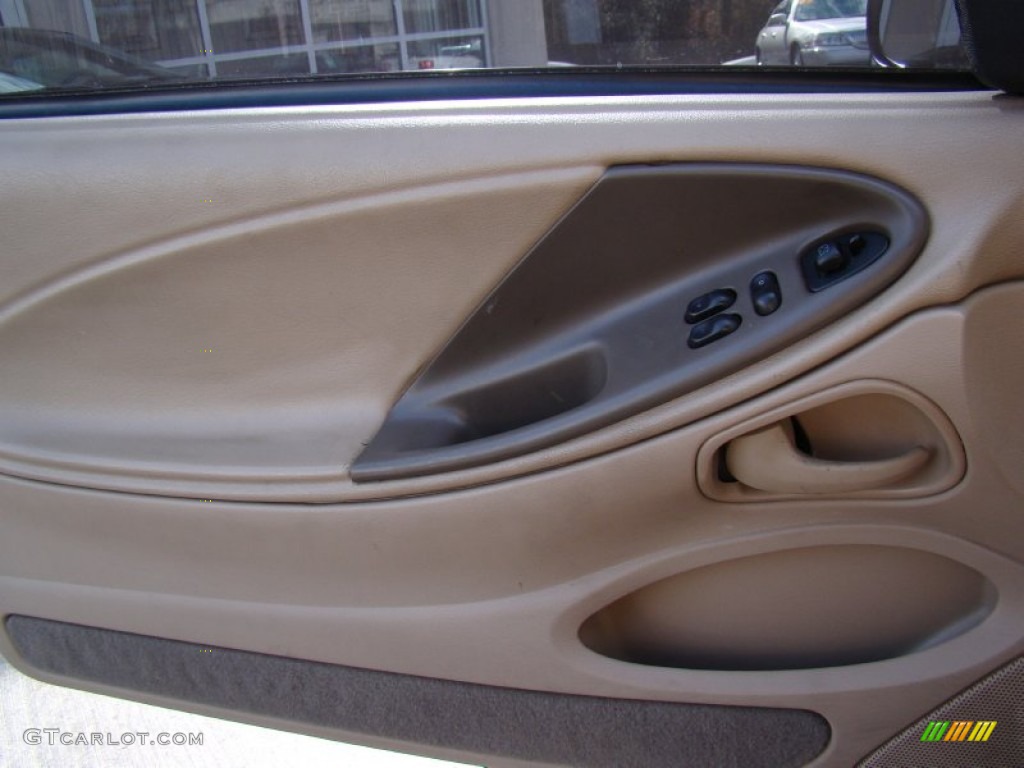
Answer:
[{"left": 685, "top": 288, "right": 736, "bottom": 324}]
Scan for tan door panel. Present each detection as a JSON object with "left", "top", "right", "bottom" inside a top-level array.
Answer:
[
  {"left": 1, "top": 92, "right": 1023, "bottom": 767},
  {"left": 0, "top": 94, "right": 1023, "bottom": 503}
]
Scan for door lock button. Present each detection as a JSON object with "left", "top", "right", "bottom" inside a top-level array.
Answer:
[
  {"left": 688, "top": 313, "right": 742, "bottom": 349},
  {"left": 685, "top": 288, "right": 736, "bottom": 324},
  {"left": 750, "top": 271, "right": 782, "bottom": 316},
  {"left": 813, "top": 241, "right": 848, "bottom": 275}
]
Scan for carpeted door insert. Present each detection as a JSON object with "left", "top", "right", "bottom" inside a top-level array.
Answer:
[{"left": 5, "top": 615, "right": 830, "bottom": 768}]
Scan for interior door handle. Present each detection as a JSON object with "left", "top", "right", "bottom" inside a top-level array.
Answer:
[{"left": 726, "top": 420, "right": 930, "bottom": 495}]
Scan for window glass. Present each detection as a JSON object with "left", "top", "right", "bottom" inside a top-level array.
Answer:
[
  {"left": 403, "top": 0, "right": 482, "bottom": 35},
  {"left": 207, "top": 0, "right": 304, "bottom": 54},
  {"left": 1, "top": 36, "right": 123, "bottom": 85},
  {"left": 0, "top": 26, "right": 185, "bottom": 88},
  {"left": 316, "top": 43, "right": 401, "bottom": 74},
  {"left": 0, "top": 0, "right": 971, "bottom": 96},
  {"left": 21, "top": 0, "right": 91, "bottom": 39},
  {"left": 93, "top": 0, "right": 204, "bottom": 60},
  {"left": 311, "top": 0, "right": 398, "bottom": 44},
  {"left": 794, "top": 0, "right": 867, "bottom": 22},
  {"left": 408, "top": 35, "right": 483, "bottom": 70},
  {"left": 216, "top": 51, "right": 310, "bottom": 78}
]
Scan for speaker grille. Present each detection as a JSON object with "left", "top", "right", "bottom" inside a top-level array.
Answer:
[{"left": 858, "top": 656, "right": 1023, "bottom": 767}]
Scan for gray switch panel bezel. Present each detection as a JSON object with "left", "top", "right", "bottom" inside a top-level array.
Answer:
[{"left": 353, "top": 163, "right": 929, "bottom": 482}]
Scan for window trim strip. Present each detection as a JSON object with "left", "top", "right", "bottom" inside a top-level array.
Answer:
[{"left": 0, "top": 68, "right": 986, "bottom": 120}]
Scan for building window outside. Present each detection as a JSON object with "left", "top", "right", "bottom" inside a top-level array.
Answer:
[
  {"left": 5, "top": 0, "right": 488, "bottom": 77},
  {"left": 310, "top": 0, "right": 398, "bottom": 43},
  {"left": 20, "top": 0, "right": 92, "bottom": 39},
  {"left": 403, "top": 0, "right": 480, "bottom": 34},
  {"left": 542, "top": 0, "right": 774, "bottom": 66},
  {"left": 0, "top": 0, "right": 968, "bottom": 78},
  {"left": 93, "top": 0, "right": 204, "bottom": 62}
]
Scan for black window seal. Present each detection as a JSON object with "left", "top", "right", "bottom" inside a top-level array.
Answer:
[{"left": 0, "top": 67, "right": 987, "bottom": 120}]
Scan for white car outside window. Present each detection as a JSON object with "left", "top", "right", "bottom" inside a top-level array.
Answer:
[{"left": 756, "top": 0, "right": 870, "bottom": 66}]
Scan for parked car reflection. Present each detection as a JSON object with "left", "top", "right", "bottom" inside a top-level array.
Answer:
[
  {"left": 0, "top": 70, "right": 43, "bottom": 93},
  {"left": 0, "top": 27, "right": 184, "bottom": 90},
  {"left": 755, "top": 0, "right": 870, "bottom": 66}
]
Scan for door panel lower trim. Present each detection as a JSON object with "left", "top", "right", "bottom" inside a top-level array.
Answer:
[{"left": 4, "top": 615, "right": 830, "bottom": 768}]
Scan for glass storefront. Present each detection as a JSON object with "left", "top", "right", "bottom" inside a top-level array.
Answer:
[
  {"left": 310, "top": 0, "right": 398, "bottom": 44},
  {"left": 206, "top": 0, "right": 305, "bottom": 55},
  {"left": 2, "top": 0, "right": 488, "bottom": 77},
  {"left": 92, "top": 0, "right": 204, "bottom": 61},
  {"left": 0, "top": 0, "right": 969, "bottom": 79},
  {"left": 403, "top": 0, "right": 481, "bottom": 34}
]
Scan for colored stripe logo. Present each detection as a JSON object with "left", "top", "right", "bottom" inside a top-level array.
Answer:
[{"left": 920, "top": 721, "right": 997, "bottom": 742}]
